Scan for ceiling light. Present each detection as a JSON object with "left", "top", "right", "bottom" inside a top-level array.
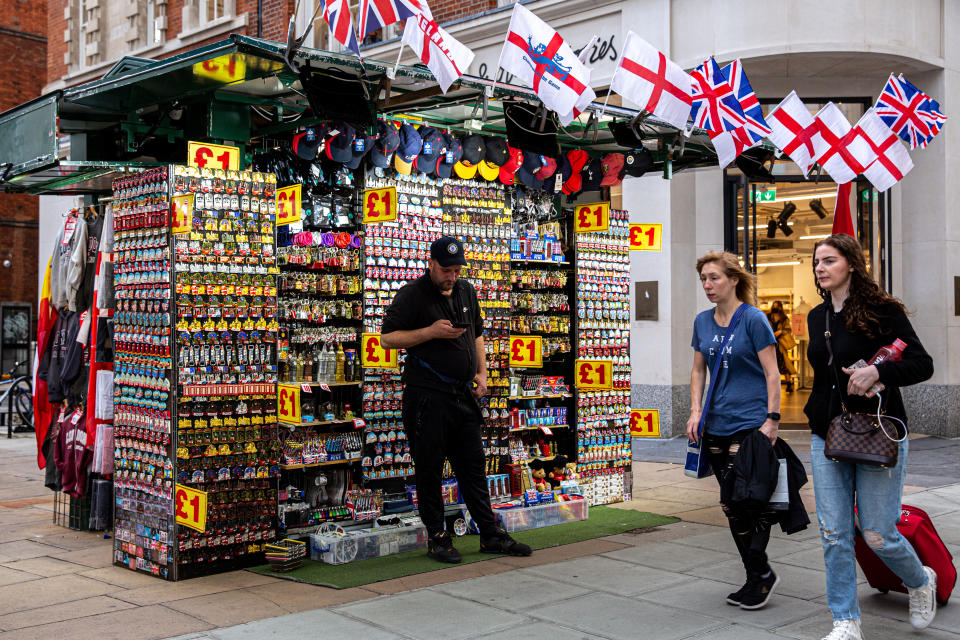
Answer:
[
  {"left": 738, "top": 221, "right": 793, "bottom": 231},
  {"left": 758, "top": 260, "right": 802, "bottom": 267},
  {"left": 799, "top": 234, "right": 831, "bottom": 240},
  {"left": 769, "top": 192, "right": 837, "bottom": 203},
  {"left": 810, "top": 198, "right": 828, "bottom": 219},
  {"left": 778, "top": 202, "right": 797, "bottom": 223},
  {"left": 767, "top": 218, "right": 778, "bottom": 238}
]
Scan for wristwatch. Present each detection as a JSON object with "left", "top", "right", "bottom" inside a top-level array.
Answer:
[{"left": 766, "top": 412, "right": 781, "bottom": 421}]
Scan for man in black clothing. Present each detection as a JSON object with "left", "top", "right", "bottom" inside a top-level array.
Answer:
[{"left": 381, "top": 236, "right": 532, "bottom": 563}]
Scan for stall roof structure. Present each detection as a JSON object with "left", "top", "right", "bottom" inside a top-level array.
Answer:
[{"left": 0, "top": 34, "right": 720, "bottom": 195}]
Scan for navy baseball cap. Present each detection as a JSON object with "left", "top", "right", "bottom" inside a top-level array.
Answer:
[
  {"left": 430, "top": 236, "right": 467, "bottom": 267},
  {"left": 292, "top": 126, "right": 322, "bottom": 161},
  {"left": 323, "top": 121, "right": 355, "bottom": 163},
  {"left": 370, "top": 121, "right": 400, "bottom": 168},
  {"left": 394, "top": 123, "right": 422, "bottom": 175},
  {"left": 344, "top": 131, "right": 374, "bottom": 170},
  {"left": 415, "top": 127, "right": 444, "bottom": 175},
  {"left": 581, "top": 157, "right": 604, "bottom": 191},
  {"left": 435, "top": 133, "right": 463, "bottom": 179},
  {"left": 516, "top": 151, "right": 544, "bottom": 191}
]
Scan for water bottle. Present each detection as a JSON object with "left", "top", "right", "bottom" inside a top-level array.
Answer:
[{"left": 847, "top": 338, "right": 907, "bottom": 394}]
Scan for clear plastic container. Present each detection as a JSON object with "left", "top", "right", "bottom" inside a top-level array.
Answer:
[
  {"left": 494, "top": 499, "right": 588, "bottom": 532},
  {"left": 310, "top": 524, "right": 428, "bottom": 564}
]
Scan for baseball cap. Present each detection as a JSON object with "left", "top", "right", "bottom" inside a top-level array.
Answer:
[
  {"left": 414, "top": 127, "right": 444, "bottom": 175},
  {"left": 430, "top": 236, "right": 467, "bottom": 267},
  {"left": 581, "top": 157, "right": 604, "bottom": 191},
  {"left": 435, "top": 133, "right": 463, "bottom": 179},
  {"left": 292, "top": 126, "right": 322, "bottom": 161},
  {"left": 454, "top": 134, "right": 485, "bottom": 179},
  {"left": 479, "top": 136, "right": 508, "bottom": 181},
  {"left": 344, "top": 131, "right": 374, "bottom": 170},
  {"left": 600, "top": 153, "right": 625, "bottom": 186},
  {"left": 394, "top": 123, "right": 422, "bottom": 175},
  {"left": 516, "top": 151, "right": 544, "bottom": 191},
  {"left": 623, "top": 148, "right": 654, "bottom": 177},
  {"left": 562, "top": 149, "right": 590, "bottom": 195},
  {"left": 535, "top": 155, "right": 558, "bottom": 181},
  {"left": 370, "top": 121, "right": 400, "bottom": 169},
  {"left": 499, "top": 146, "right": 524, "bottom": 186},
  {"left": 324, "top": 121, "right": 355, "bottom": 163}
]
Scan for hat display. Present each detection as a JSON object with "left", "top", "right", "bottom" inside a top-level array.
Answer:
[
  {"left": 600, "top": 153, "right": 625, "bottom": 186},
  {"left": 435, "top": 133, "right": 463, "bottom": 179},
  {"left": 535, "top": 155, "right": 558, "bottom": 181},
  {"left": 562, "top": 149, "right": 590, "bottom": 195},
  {"left": 453, "top": 134, "right": 485, "bottom": 179},
  {"left": 430, "top": 236, "right": 467, "bottom": 267},
  {"left": 580, "top": 157, "right": 604, "bottom": 191},
  {"left": 370, "top": 121, "right": 400, "bottom": 169},
  {"left": 498, "top": 146, "right": 524, "bottom": 186},
  {"left": 393, "top": 123, "right": 422, "bottom": 175},
  {"left": 324, "top": 121, "right": 355, "bottom": 164},
  {"left": 414, "top": 127, "right": 444, "bottom": 175},
  {"left": 292, "top": 126, "right": 323, "bottom": 161},
  {"left": 515, "top": 151, "right": 544, "bottom": 190},
  {"left": 483, "top": 137, "right": 509, "bottom": 166},
  {"left": 623, "top": 148, "right": 654, "bottom": 177},
  {"left": 344, "top": 131, "right": 374, "bottom": 170}
]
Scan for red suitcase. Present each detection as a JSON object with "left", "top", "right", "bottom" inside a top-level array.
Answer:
[{"left": 854, "top": 504, "right": 957, "bottom": 606}]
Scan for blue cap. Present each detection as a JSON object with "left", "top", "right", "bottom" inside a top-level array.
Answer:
[
  {"left": 370, "top": 121, "right": 400, "bottom": 169},
  {"left": 430, "top": 236, "right": 467, "bottom": 267},
  {"left": 394, "top": 123, "right": 422, "bottom": 175},
  {"left": 415, "top": 127, "right": 444, "bottom": 175}
]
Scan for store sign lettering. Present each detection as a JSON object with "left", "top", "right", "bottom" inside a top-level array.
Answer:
[
  {"left": 187, "top": 141, "right": 240, "bottom": 171},
  {"left": 175, "top": 484, "right": 208, "bottom": 532},
  {"left": 631, "top": 409, "right": 661, "bottom": 437},
  {"left": 574, "top": 202, "right": 610, "bottom": 233},
  {"left": 629, "top": 223, "right": 662, "bottom": 251},
  {"left": 509, "top": 335, "right": 543, "bottom": 368},
  {"left": 575, "top": 359, "right": 613, "bottom": 390}
]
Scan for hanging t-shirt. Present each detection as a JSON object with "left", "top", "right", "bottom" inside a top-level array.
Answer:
[{"left": 691, "top": 305, "right": 776, "bottom": 436}]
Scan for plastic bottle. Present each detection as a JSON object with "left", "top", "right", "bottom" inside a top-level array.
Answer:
[{"left": 847, "top": 338, "right": 907, "bottom": 394}]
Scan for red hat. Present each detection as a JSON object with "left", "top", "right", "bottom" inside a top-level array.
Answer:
[
  {"left": 562, "top": 149, "right": 589, "bottom": 195},
  {"left": 600, "top": 153, "right": 626, "bottom": 186},
  {"left": 535, "top": 156, "right": 558, "bottom": 181},
  {"left": 498, "top": 145, "right": 524, "bottom": 185}
]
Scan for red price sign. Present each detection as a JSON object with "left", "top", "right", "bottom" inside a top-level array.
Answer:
[
  {"left": 575, "top": 359, "right": 613, "bottom": 390},
  {"left": 631, "top": 409, "right": 661, "bottom": 437},
  {"left": 171, "top": 194, "right": 194, "bottom": 235},
  {"left": 574, "top": 201, "right": 610, "bottom": 233},
  {"left": 276, "top": 184, "right": 302, "bottom": 227},
  {"left": 192, "top": 53, "right": 246, "bottom": 83},
  {"left": 277, "top": 384, "right": 301, "bottom": 424},
  {"left": 509, "top": 335, "right": 543, "bottom": 368},
  {"left": 187, "top": 141, "right": 240, "bottom": 171},
  {"left": 363, "top": 186, "right": 398, "bottom": 224},
  {"left": 361, "top": 333, "right": 398, "bottom": 369},
  {"left": 629, "top": 223, "right": 662, "bottom": 251},
  {"left": 175, "top": 484, "right": 208, "bottom": 532}
]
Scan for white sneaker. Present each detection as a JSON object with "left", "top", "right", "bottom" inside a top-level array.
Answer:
[
  {"left": 821, "top": 619, "right": 863, "bottom": 640},
  {"left": 908, "top": 566, "right": 938, "bottom": 629}
]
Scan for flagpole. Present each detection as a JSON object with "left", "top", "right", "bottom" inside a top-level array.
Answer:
[{"left": 389, "top": 38, "right": 405, "bottom": 79}]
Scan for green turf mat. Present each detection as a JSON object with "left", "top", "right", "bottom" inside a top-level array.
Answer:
[{"left": 247, "top": 507, "right": 678, "bottom": 589}]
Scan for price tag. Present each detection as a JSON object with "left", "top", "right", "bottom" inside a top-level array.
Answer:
[
  {"left": 192, "top": 53, "right": 246, "bottom": 83},
  {"left": 629, "top": 223, "right": 663, "bottom": 251},
  {"left": 171, "top": 194, "right": 195, "bottom": 235},
  {"left": 574, "top": 201, "right": 610, "bottom": 233},
  {"left": 319, "top": 384, "right": 331, "bottom": 392},
  {"left": 509, "top": 335, "right": 543, "bottom": 368},
  {"left": 175, "top": 484, "right": 208, "bottom": 532},
  {"left": 631, "top": 409, "right": 661, "bottom": 437},
  {"left": 575, "top": 359, "right": 614, "bottom": 390},
  {"left": 540, "top": 426, "right": 554, "bottom": 435},
  {"left": 363, "top": 186, "right": 398, "bottom": 224},
  {"left": 300, "top": 384, "right": 313, "bottom": 393},
  {"left": 276, "top": 184, "right": 302, "bottom": 227},
  {"left": 353, "top": 418, "right": 366, "bottom": 429},
  {"left": 277, "top": 384, "right": 301, "bottom": 424},
  {"left": 361, "top": 333, "right": 398, "bottom": 369},
  {"left": 187, "top": 141, "right": 240, "bottom": 171}
]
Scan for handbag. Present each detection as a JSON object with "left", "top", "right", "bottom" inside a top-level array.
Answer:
[
  {"left": 822, "top": 312, "right": 906, "bottom": 467},
  {"left": 685, "top": 303, "right": 748, "bottom": 478},
  {"left": 778, "top": 330, "right": 797, "bottom": 351}
]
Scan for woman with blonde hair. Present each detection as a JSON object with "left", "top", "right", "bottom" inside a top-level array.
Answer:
[{"left": 688, "top": 251, "right": 784, "bottom": 610}]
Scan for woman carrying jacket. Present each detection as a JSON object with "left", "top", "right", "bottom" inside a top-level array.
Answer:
[{"left": 805, "top": 235, "right": 935, "bottom": 640}]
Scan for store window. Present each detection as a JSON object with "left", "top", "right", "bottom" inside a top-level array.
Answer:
[
  {"left": 181, "top": 0, "right": 234, "bottom": 33},
  {"left": 79, "top": 0, "right": 101, "bottom": 68},
  {"left": 202, "top": 0, "right": 227, "bottom": 23},
  {"left": 146, "top": 0, "right": 167, "bottom": 46}
]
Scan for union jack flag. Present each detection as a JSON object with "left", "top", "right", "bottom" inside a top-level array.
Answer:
[
  {"left": 899, "top": 74, "right": 947, "bottom": 148},
  {"left": 720, "top": 59, "right": 771, "bottom": 143},
  {"left": 358, "top": 0, "right": 423, "bottom": 41},
  {"left": 324, "top": 0, "right": 360, "bottom": 55},
  {"left": 688, "top": 57, "right": 748, "bottom": 134},
  {"left": 875, "top": 74, "right": 936, "bottom": 149}
]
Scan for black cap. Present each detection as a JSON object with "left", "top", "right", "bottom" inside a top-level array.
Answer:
[
  {"left": 430, "top": 236, "right": 467, "bottom": 267},
  {"left": 483, "top": 136, "right": 509, "bottom": 166},
  {"left": 370, "top": 120, "right": 400, "bottom": 168},
  {"left": 344, "top": 132, "right": 374, "bottom": 170},
  {"left": 415, "top": 127, "right": 444, "bottom": 175},
  {"left": 623, "top": 148, "right": 654, "bottom": 177},
  {"left": 324, "top": 121, "right": 355, "bottom": 163},
  {"left": 581, "top": 157, "right": 604, "bottom": 191},
  {"left": 516, "top": 151, "right": 544, "bottom": 191}
]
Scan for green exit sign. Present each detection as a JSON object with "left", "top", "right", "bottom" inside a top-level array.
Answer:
[
  {"left": 861, "top": 190, "right": 872, "bottom": 202},
  {"left": 750, "top": 189, "right": 776, "bottom": 203}
]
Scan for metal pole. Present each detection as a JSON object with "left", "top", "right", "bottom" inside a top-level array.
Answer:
[
  {"left": 751, "top": 184, "right": 758, "bottom": 273},
  {"left": 877, "top": 189, "right": 887, "bottom": 292},
  {"left": 886, "top": 191, "right": 894, "bottom": 293},
  {"left": 741, "top": 174, "right": 750, "bottom": 272}
]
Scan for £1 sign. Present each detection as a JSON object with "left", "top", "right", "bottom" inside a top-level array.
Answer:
[
  {"left": 361, "top": 333, "right": 398, "bottom": 369},
  {"left": 574, "top": 202, "right": 610, "bottom": 233},
  {"left": 575, "top": 360, "right": 613, "bottom": 390}
]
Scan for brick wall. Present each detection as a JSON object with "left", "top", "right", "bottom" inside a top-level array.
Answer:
[
  {"left": 47, "top": 0, "right": 67, "bottom": 89},
  {"left": 431, "top": 0, "right": 496, "bottom": 24}
]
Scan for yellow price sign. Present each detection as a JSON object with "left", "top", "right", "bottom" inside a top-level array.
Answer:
[
  {"left": 277, "top": 384, "right": 301, "bottom": 424},
  {"left": 276, "top": 184, "right": 302, "bottom": 227},
  {"left": 175, "top": 484, "right": 208, "bottom": 532},
  {"left": 631, "top": 409, "right": 661, "bottom": 437},
  {"left": 361, "top": 333, "right": 398, "bottom": 369},
  {"left": 192, "top": 53, "right": 246, "bottom": 84},
  {"left": 509, "top": 335, "right": 543, "bottom": 368},
  {"left": 575, "top": 359, "right": 614, "bottom": 390},
  {"left": 629, "top": 223, "right": 663, "bottom": 251},
  {"left": 363, "top": 186, "right": 398, "bottom": 224},
  {"left": 171, "top": 194, "right": 194, "bottom": 235},
  {"left": 187, "top": 141, "right": 240, "bottom": 171},
  {"left": 574, "top": 201, "right": 610, "bottom": 233}
]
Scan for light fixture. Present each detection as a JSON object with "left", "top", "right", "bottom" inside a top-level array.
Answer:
[
  {"left": 810, "top": 198, "right": 828, "bottom": 219},
  {"left": 758, "top": 260, "right": 802, "bottom": 267},
  {"left": 769, "top": 192, "right": 837, "bottom": 204},
  {"left": 799, "top": 233, "right": 831, "bottom": 240},
  {"left": 777, "top": 202, "right": 796, "bottom": 236},
  {"left": 737, "top": 221, "right": 794, "bottom": 231},
  {"left": 767, "top": 218, "right": 778, "bottom": 239}
]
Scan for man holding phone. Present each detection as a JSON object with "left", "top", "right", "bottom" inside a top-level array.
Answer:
[{"left": 381, "top": 236, "right": 532, "bottom": 563}]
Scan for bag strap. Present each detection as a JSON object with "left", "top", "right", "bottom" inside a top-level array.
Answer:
[
  {"left": 696, "top": 303, "right": 748, "bottom": 439},
  {"left": 823, "top": 310, "right": 850, "bottom": 412}
]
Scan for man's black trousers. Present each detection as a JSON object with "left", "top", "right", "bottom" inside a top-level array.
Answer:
[{"left": 402, "top": 385, "right": 498, "bottom": 538}]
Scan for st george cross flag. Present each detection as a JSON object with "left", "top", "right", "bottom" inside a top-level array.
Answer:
[
  {"left": 358, "top": 0, "right": 422, "bottom": 41},
  {"left": 719, "top": 59, "right": 771, "bottom": 142},
  {"left": 324, "top": 0, "right": 360, "bottom": 55},
  {"left": 858, "top": 108, "right": 914, "bottom": 192},
  {"left": 875, "top": 73, "right": 932, "bottom": 149},
  {"left": 688, "top": 57, "right": 748, "bottom": 134},
  {"left": 499, "top": 4, "right": 594, "bottom": 118},
  {"left": 814, "top": 102, "right": 877, "bottom": 184},
  {"left": 401, "top": 5, "right": 474, "bottom": 94},
  {"left": 609, "top": 31, "right": 691, "bottom": 130},
  {"left": 766, "top": 91, "right": 828, "bottom": 176},
  {"left": 710, "top": 127, "right": 756, "bottom": 169}
]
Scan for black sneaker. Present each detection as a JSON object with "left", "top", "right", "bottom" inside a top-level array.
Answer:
[
  {"left": 479, "top": 527, "right": 532, "bottom": 556},
  {"left": 427, "top": 532, "right": 462, "bottom": 564},
  {"left": 726, "top": 581, "right": 750, "bottom": 606},
  {"left": 739, "top": 571, "right": 780, "bottom": 610}
]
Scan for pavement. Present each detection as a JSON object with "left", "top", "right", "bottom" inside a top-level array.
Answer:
[{"left": 2, "top": 429, "right": 960, "bottom": 640}]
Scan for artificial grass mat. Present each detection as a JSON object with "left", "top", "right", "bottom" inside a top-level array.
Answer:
[{"left": 248, "top": 506, "right": 678, "bottom": 589}]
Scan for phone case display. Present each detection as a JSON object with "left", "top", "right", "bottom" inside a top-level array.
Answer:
[
  {"left": 360, "top": 172, "right": 443, "bottom": 483},
  {"left": 575, "top": 208, "right": 631, "bottom": 505}
]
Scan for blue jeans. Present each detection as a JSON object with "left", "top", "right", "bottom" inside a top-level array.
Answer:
[{"left": 811, "top": 434, "right": 928, "bottom": 621}]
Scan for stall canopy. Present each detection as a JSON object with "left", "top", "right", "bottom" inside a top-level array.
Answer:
[{"left": 0, "top": 34, "right": 720, "bottom": 196}]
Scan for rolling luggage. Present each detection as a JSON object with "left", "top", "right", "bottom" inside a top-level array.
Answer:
[{"left": 854, "top": 504, "right": 956, "bottom": 606}]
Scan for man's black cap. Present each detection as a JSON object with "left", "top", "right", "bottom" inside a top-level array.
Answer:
[{"left": 430, "top": 236, "right": 467, "bottom": 267}]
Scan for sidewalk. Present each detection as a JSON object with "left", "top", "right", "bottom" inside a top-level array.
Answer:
[{"left": 2, "top": 431, "right": 960, "bottom": 639}]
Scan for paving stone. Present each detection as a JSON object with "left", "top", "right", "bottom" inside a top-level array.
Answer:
[
  {"left": 430, "top": 568, "right": 591, "bottom": 612},
  {"left": 695, "top": 558, "right": 831, "bottom": 600},
  {"left": 633, "top": 486, "right": 723, "bottom": 508},
  {"left": 0, "top": 595, "right": 134, "bottom": 631},
  {"left": 1, "top": 556, "right": 88, "bottom": 577},
  {"left": 469, "top": 620, "right": 607, "bottom": 640},
  {"left": 523, "top": 555, "right": 695, "bottom": 597},
  {"left": 600, "top": 540, "right": 738, "bottom": 572},
  {"left": 0, "top": 539, "right": 69, "bottom": 561},
  {"left": 242, "top": 582, "right": 377, "bottom": 614},
  {"left": 0, "top": 604, "right": 212, "bottom": 640},
  {"left": 0, "top": 574, "right": 116, "bottom": 616},
  {"left": 164, "top": 589, "right": 289, "bottom": 627},
  {"left": 333, "top": 590, "right": 527, "bottom": 640},
  {"left": 80, "top": 566, "right": 174, "bottom": 589},
  {"left": 45, "top": 546, "right": 113, "bottom": 568},
  {"left": 772, "top": 547, "right": 829, "bottom": 571},
  {"left": 0, "top": 565, "right": 39, "bottom": 588},
  {"left": 774, "top": 608, "right": 960, "bottom": 640},
  {"left": 202, "top": 608, "right": 404, "bottom": 640},
  {"left": 685, "top": 622, "right": 798, "bottom": 639},
  {"left": 891, "top": 491, "right": 959, "bottom": 517}
]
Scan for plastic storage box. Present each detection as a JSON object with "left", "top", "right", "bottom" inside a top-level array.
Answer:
[
  {"left": 310, "top": 525, "right": 428, "bottom": 565},
  {"left": 494, "top": 499, "right": 589, "bottom": 532}
]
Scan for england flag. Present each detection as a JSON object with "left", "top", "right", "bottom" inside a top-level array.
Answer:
[
  {"left": 710, "top": 127, "right": 756, "bottom": 169},
  {"left": 814, "top": 102, "right": 877, "bottom": 184},
  {"left": 766, "top": 91, "right": 828, "bottom": 175},
  {"left": 401, "top": 5, "right": 474, "bottom": 94},
  {"left": 609, "top": 31, "right": 691, "bottom": 130},
  {"left": 858, "top": 108, "right": 914, "bottom": 191}
]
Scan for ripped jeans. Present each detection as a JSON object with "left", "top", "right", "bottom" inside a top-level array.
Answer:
[
  {"left": 703, "top": 430, "right": 773, "bottom": 578},
  {"left": 811, "top": 434, "right": 928, "bottom": 621}
]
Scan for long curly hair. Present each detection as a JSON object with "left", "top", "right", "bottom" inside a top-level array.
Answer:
[
  {"left": 696, "top": 250, "right": 757, "bottom": 306},
  {"left": 813, "top": 234, "right": 906, "bottom": 339}
]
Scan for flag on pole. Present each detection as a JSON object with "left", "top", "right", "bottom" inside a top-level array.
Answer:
[
  {"left": 608, "top": 31, "right": 692, "bottom": 130},
  {"left": 832, "top": 181, "right": 855, "bottom": 238},
  {"left": 719, "top": 59, "right": 771, "bottom": 142},
  {"left": 858, "top": 108, "right": 914, "bottom": 192},
  {"left": 688, "top": 57, "right": 748, "bottom": 134},
  {"left": 896, "top": 74, "right": 947, "bottom": 147},
  {"left": 358, "top": 0, "right": 423, "bottom": 40},
  {"left": 498, "top": 4, "right": 594, "bottom": 118},
  {"left": 710, "top": 127, "right": 756, "bottom": 169},
  {"left": 874, "top": 73, "right": 936, "bottom": 149},
  {"left": 766, "top": 91, "right": 828, "bottom": 176},
  {"left": 401, "top": 6, "right": 474, "bottom": 94},
  {"left": 814, "top": 102, "right": 877, "bottom": 184},
  {"left": 324, "top": 0, "right": 360, "bottom": 55},
  {"left": 33, "top": 257, "right": 58, "bottom": 469}
]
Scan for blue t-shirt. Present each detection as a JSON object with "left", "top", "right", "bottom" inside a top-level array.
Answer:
[{"left": 691, "top": 305, "right": 776, "bottom": 436}]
